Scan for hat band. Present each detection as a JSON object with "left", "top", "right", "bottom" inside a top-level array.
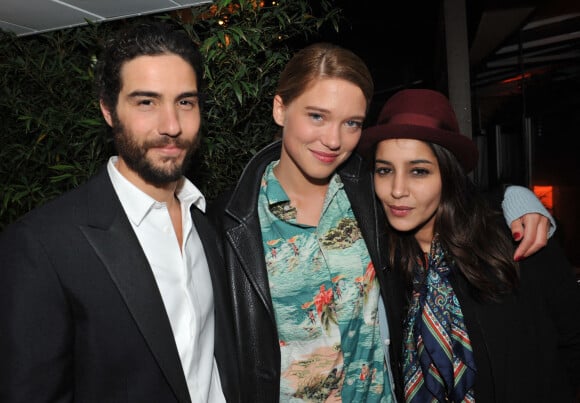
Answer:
[{"left": 387, "top": 113, "right": 446, "bottom": 130}]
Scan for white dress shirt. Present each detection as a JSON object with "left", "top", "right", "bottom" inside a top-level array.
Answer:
[{"left": 107, "top": 157, "right": 225, "bottom": 403}]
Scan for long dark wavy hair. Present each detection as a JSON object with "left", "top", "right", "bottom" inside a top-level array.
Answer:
[{"left": 385, "top": 143, "right": 520, "bottom": 302}]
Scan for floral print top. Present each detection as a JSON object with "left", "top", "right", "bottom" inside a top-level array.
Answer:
[{"left": 257, "top": 161, "right": 394, "bottom": 402}]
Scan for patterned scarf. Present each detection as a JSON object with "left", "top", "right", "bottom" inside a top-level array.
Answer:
[{"left": 403, "top": 238, "right": 476, "bottom": 402}]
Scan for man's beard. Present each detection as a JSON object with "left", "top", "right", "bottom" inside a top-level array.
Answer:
[{"left": 111, "top": 112, "right": 199, "bottom": 186}]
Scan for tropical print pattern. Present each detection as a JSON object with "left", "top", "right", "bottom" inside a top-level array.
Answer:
[{"left": 257, "top": 161, "right": 394, "bottom": 402}]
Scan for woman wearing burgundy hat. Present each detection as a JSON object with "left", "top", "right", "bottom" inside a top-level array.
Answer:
[
  {"left": 209, "top": 44, "right": 556, "bottom": 402},
  {"left": 359, "top": 88, "right": 580, "bottom": 402}
]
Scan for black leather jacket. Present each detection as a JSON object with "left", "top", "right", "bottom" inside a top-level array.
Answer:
[{"left": 208, "top": 141, "right": 406, "bottom": 402}]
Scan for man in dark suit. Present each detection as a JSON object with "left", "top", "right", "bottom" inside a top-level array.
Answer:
[{"left": 0, "top": 22, "right": 239, "bottom": 402}]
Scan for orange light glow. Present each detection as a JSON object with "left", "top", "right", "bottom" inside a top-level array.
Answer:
[
  {"left": 501, "top": 72, "right": 532, "bottom": 84},
  {"left": 533, "top": 185, "right": 553, "bottom": 212}
]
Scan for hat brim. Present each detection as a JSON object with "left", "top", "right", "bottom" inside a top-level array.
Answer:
[{"left": 357, "top": 123, "right": 479, "bottom": 172}]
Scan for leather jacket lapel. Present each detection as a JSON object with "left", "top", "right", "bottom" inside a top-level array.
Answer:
[
  {"left": 223, "top": 142, "right": 281, "bottom": 323},
  {"left": 227, "top": 220, "right": 275, "bottom": 316}
]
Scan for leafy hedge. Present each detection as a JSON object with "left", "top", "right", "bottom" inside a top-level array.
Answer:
[{"left": 0, "top": 0, "right": 341, "bottom": 229}]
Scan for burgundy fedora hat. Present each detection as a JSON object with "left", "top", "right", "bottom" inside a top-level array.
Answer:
[{"left": 357, "top": 89, "right": 479, "bottom": 172}]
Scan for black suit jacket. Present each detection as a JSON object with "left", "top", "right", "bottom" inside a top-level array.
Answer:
[{"left": 0, "top": 167, "right": 239, "bottom": 402}]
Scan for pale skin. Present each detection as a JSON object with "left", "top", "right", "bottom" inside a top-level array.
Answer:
[
  {"left": 510, "top": 213, "right": 550, "bottom": 259},
  {"left": 99, "top": 54, "right": 201, "bottom": 249},
  {"left": 373, "top": 138, "right": 550, "bottom": 259},
  {"left": 272, "top": 78, "right": 366, "bottom": 226}
]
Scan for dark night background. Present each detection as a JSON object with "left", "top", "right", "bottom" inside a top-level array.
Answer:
[{"left": 318, "top": 1, "right": 442, "bottom": 123}]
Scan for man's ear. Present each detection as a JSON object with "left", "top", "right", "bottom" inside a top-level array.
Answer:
[
  {"left": 99, "top": 100, "right": 113, "bottom": 127},
  {"left": 272, "top": 95, "right": 285, "bottom": 127}
]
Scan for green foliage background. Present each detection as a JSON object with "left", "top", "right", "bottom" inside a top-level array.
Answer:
[{"left": 0, "top": 0, "right": 341, "bottom": 229}]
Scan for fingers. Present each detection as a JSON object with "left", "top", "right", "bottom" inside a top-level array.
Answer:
[
  {"left": 510, "top": 219, "right": 524, "bottom": 243},
  {"left": 512, "top": 214, "right": 550, "bottom": 260}
]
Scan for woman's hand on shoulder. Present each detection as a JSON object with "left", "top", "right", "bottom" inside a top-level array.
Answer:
[{"left": 511, "top": 213, "right": 551, "bottom": 261}]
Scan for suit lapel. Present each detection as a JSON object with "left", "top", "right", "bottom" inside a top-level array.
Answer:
[
  {"left": 192, "top": 207, "right": 240, "bottom": 402},
  {"left": 80, "top": 169, "right": 191, "bottom": 403},
  {"left": 192, "top": 207, "right": 221, "bottom": 283}
]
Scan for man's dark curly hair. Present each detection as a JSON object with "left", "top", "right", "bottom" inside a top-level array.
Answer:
[{"left": 95, "top": 21, "right": 203, "bottom": 110}]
